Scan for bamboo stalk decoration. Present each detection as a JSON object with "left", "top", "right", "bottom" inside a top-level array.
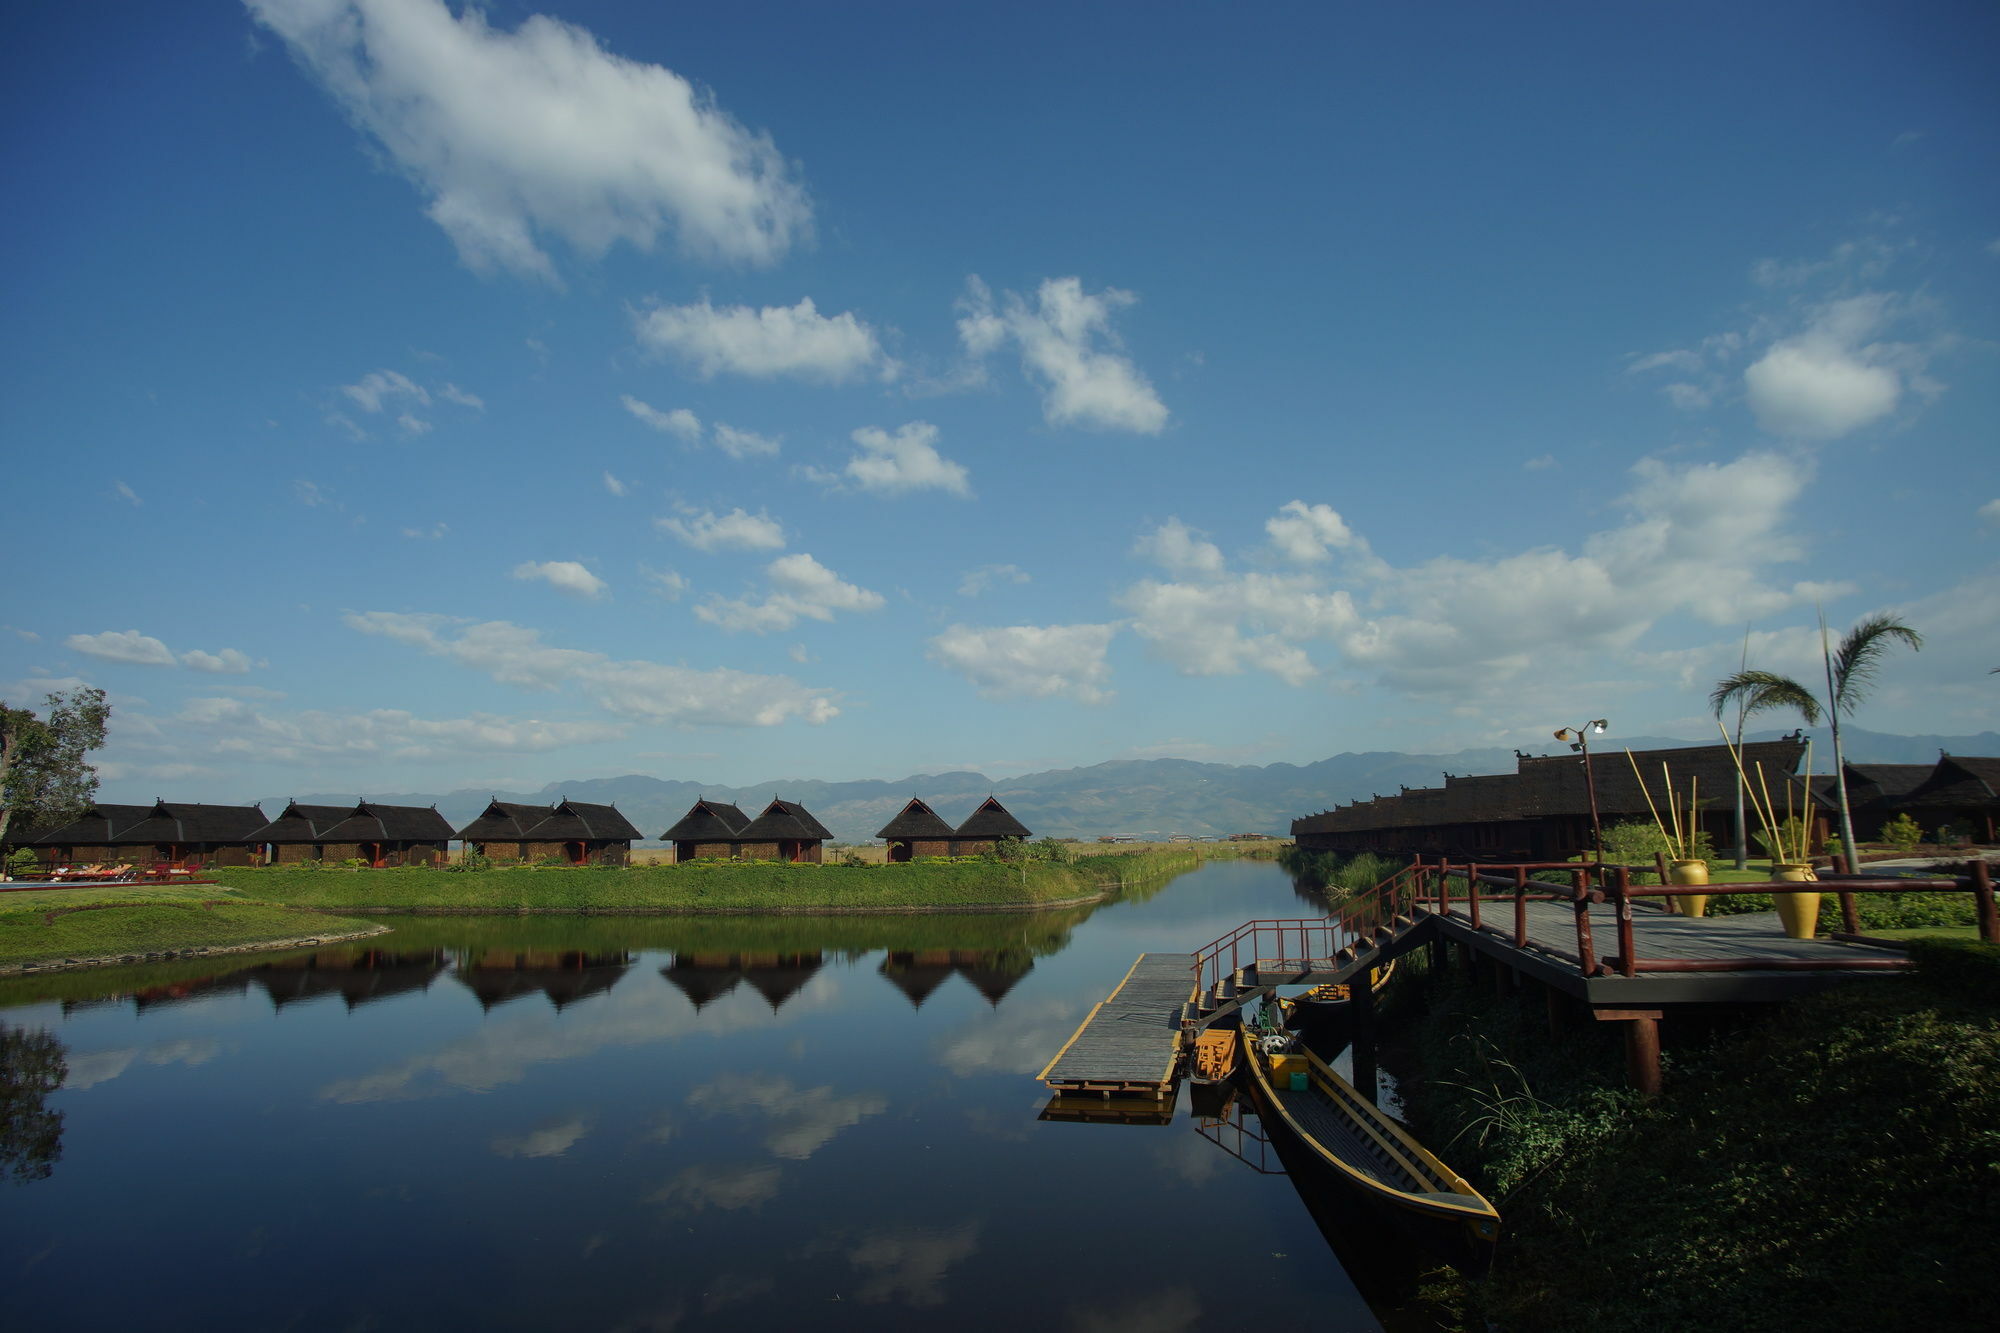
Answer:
[{"left": 1717, "top": 720, "right": 1787, "bottom": 862}]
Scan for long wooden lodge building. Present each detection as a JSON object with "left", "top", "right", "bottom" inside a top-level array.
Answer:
[
  {"left": 455, "top": 798, "right": 643, "bottom": 865},
  {"left": 1292, "top": 737, "right": 1811, "bottom": 862}
]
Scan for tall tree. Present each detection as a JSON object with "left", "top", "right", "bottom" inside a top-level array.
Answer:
[
  {"left": 0, "top": 687, "right": 111, "bottom": 851},
  {"left": 1709, "top": 614, "right": 1922, "bottom": 865}
]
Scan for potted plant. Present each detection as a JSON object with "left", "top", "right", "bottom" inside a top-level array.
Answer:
[
  {"left": 1720, "top": 727, "right": 1822, "bottom": 939},
  {"left": 1627, "top": 753, "right": 1711, "bottom": 916}
]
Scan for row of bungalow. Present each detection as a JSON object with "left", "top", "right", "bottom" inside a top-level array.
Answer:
[
  {"left": 12, "top": 791, "right": 1036, "bottom": 869},
  {"left": 1292, "top": 739, "right": 2000, "bottom": 861}
]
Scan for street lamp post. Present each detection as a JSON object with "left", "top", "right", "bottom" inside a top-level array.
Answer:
[{"left": 1554, "top": 719, "right": 1609, "bottom": 861}]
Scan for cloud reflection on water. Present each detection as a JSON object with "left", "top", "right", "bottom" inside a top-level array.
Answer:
[{"left": 683, "top": 1071, "right": 888, "bottom": 1160}]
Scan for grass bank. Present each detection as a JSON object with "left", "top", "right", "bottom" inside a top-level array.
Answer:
[
  {"left": 0, "top": 885, "right": 386, "bottom": 974},
  {"left": 209, "top": 848, "right": 1204, "bottom": 914},
  {"left": 1391, "top": 940, "right": 2000, "bottom": 1330}
]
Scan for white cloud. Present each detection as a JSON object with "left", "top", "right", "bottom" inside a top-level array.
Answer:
[
  {"left": 958, "top": 564, "right": 1030, "bottom": 597},
  {"left": 642, "top": 567, "right": 689, "bottom": 600},
  {"left": 491, "top": 1117, "right": 590, "bottom": 1159},
  {"left": 346, "top": 612, "right": 839, "bottom": 726},
  {"left": 342, "top": 368, "right": 429, "bottom": 413},
  {"left": 177, "top": 693, "right": 627, "bottom": 762},
  {"left": 622, "top": 395, "right": 703, "bottom": 441},
  {"left": 927, "top": 623, "right": 1116, "bottom": 704},
  {"left": 1524, "top": 454, "right": 1556, "bottom": 471},
  {"left": 294, "top": 479, "right": 332, "bottom": 507},
  {"left": 1132, "top": 518, "right": 1223, "bottom": 577},
  {"left": 66, "top": 632, "right": 256, "bottom": 674},
  {"left": 1264, "top": 501, "right": 1356, "bottom": 564},
  {"left": 438, "top": 382, "right": 484, "bottom": 410},
  {"left": 511, "top": 560, "right": 608, "bottom": 600},
  {"left": 696, "top": 553, "right": 884, "bottom": 634},
  {"left": 397, "top": 412, "right": 433, "bottom": 435},
  {"left": 1743, "top": 297, "right": 1906, "bottom": 439},
  {"left": 1978, "top": 498, "right": 2000, "bottom": 526},
  {"left": 956, "top": 276, "right": 1167, "bottom": 433},
  {"left": 114, "top": 480, "right": 141, "bottom": 506},
  {"left": 247, "top": 0, "right": 810, "bottom": 280},
  {"left": 711, "top": 422, "right": 781, "bottom": 459},
  {"left": 602, "top": 471, "right": 628, "bottom": 497},
  {"left": 656, "top": 506, "right": 786, "bottom": 552},
  {"left": 819, "top": 422, "right": 971, "bottom": 497},
  {"left": 180, "top": 649, "right": 255, "bottom": 675},
  {"left": 634, "top": 297, "right": 891, "bottom": 383},
  {"left": 65, "top": 630, "right": 176, "bottom": 667}
]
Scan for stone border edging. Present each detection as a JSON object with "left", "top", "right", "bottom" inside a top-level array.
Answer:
[{"left": 0, "top": 922, "right": 392, "bottom": 977}]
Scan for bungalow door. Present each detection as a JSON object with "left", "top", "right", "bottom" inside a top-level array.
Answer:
[{"left": 565, "top": 841, "right": 587, "bottom": 865}]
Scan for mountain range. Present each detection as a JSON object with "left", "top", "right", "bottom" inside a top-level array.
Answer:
[{"left": 257, "top": 726, "right": 2000, "bottom": 844}]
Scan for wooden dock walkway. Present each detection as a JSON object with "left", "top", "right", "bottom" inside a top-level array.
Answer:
[{"left": 1038, "top": 953, "right": 1199, "bottom": 1098}]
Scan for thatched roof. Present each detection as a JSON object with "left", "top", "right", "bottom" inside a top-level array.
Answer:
[
  {"left": 525, "top": 799, "right": 642, "bottom": 842},
  {"left": 245, "top": 802, "right": 354, "bottom": 843},
  {"left": 739, "top": 798, "right": 831, "bottom": 842},
  {"left": 877, "top": 797, "right": 954, "bottom": 840},
  {"left": 31, "top": 803, "right": 157, "bottom": 846},
  {"left": 662, "top": 799, "right": 750, "bottom": 842},
  {"left": 103, "top": 800, "right": 268, "bottom": 840},
  {"left": 318, "top": 802, "right": 454, "bottom": 843},
  {"left": 955, "top": 796, "right": 1031, "bottom": 839},
  {"left": 1897, "top": 756, "right": 2000, "bottom": 811},
  {"left": 455, "top": 800, "right": 552, "bottom": 841}
]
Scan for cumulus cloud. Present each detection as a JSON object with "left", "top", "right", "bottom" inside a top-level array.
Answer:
[
  {"left": 696, "top": 553, "right": 885, "bottom": 633},
  {"left": 346, "top": 611, "right": 839, "bottom": 726},
  {"left": 343, "top": 369, "right": 429, "bottom": 414},
  {"left": 114, "top": 481, "right": 141, "bottom": 506},
  {"left": 1264, "top": 501, "right": 1357, "bottom": 564},
  {"left": 927, "top": 623, "right": 1116, "bottom": 703},
  {"left": 634, "top": 297, "right": 891, "bottom": 382},
  {"left": 1132, "top": 518, "right": 1223, "bottom": 577},
  {"left": 512, "top": 560, "right": 608, "bottom": 600},
  {"left": 1980, "top": 498, "right": 2000, "bottom": 527},
  {"left": 655, "top": 506, "right": 786, "bottom": 552},
  {"left": 66, "top": 631, "right": 256, "bottom": 674},
  {"left": 602, "top": 471, "right": 628, "bottom": 497},
  {"left": 247, "top": 0, "right": 810, "bottom": 280},
  {"left": 1743, "top": 308, "right": 1902, "bottom": 440},
  {"left": 814, "top": 422, "right": 970, "bottom": 496},
  {"left": 622, "top": 395, "right": 703, "bottom": 441},
  {"left": 956, "top": 276, "right": 1167, "bottom": 433},
  {"left": 1118, "top": 454, "right": 1837, "bottom": 699}
]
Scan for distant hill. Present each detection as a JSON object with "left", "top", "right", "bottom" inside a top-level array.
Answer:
[{"left": 259, "top": 725, "right": 2000, "bottom": 844}]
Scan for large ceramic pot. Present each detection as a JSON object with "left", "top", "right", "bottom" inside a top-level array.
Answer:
[
  {"left": 1771, "top": 862, "right": 1820, "bottom": 939},
  {"left": 1669, "top": 858, "right": 1709, "bottom": 918}
]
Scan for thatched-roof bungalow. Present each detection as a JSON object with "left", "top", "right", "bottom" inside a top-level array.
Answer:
[
  {"left": 245, "top": 802, "right": 357, "bottom": 864},
  {"left": 453, "top": 798, "right": 640, "bottom": 864},
  {"left": 661, "top": 798, "right": 751, "bottom": 862},
  {"left": 1893, "top": 756, "right": 2000, "bottom": 843},
  {"left": 735, "top": 799, "right": 832, "bottom": 863},
  {"left": 952, "top": 796, "right": 1032, "bottom": 855},
  {"left": 876, "top": 797, "right": 955, "bottom": 862},
  {"left": 34, "top": 800, "right": 267, "bottom": 868},
  {"left": 1293, "top": 738, "right": 1812, "bottom": 862},
  {"left": 248, "top": 800, "right": 450, "bottom": 866}
]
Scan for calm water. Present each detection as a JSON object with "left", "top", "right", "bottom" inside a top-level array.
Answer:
[{"left": 2, "top": 861, "right": 1397, "bottom": 1331}]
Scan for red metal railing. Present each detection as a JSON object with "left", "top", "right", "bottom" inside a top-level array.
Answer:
[{"left": 1191, "top": 865, "right": 1426, "bottom": 996}]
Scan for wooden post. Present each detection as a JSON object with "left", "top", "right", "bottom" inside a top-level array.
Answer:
[
  {"left": 1834, "top": 851, "right": 1860, "bottom": 935},
  {"left": 1350, "top": 964, "right": 1378, "bottom": 1105},
  {"left": 1597, "top": 1008, "right": 1664, "bottom": 1095},
  {"left": 1973, "top": 859, "right": 1998, "bottom": 946},
  {"left": 1614, "top": 865, "right": 1637, "bottom": 979},
  {"left": 1468, "top": 860, "right": 1482, "bottom": 931},
  {"left": 1573, "top": 868, "right": 1598, "bottom": 976}
]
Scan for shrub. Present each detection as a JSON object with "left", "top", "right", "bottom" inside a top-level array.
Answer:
[{"left": 1881, "top": 813, "right": 1925, "bottom": 855}]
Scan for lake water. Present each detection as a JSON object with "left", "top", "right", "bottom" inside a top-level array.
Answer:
[{"left": 2, "top": 860, "right": 1404, "bottom": 1331}]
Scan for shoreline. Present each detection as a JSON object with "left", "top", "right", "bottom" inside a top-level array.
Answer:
[
  {"left": 0, "top": 921, "right": 392, "bottom": 978},
  {"left": 313, "top": 889, "right": 1113, "bottom": 917}
]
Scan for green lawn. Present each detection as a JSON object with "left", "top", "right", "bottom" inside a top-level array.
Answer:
[{"left": 0, "top": 885, "right": 383, "bottom": 970}]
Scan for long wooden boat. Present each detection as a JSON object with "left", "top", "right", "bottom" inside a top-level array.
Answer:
[{"left": 1238, "top": 1026, "right": 1500, "bottom": 1275}]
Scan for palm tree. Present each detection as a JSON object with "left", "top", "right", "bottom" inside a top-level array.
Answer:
[{"left": 1710, "top": 613, "right": 1922, "bottom": 867}]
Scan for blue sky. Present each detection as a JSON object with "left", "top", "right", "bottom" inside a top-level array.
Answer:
[{"left": 4, "top": 0, "right": 1997, "bottom": 803}]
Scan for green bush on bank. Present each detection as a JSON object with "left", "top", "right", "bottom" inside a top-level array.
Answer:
[{"left": 1396, "top": 944, "right": 2000, "bottom": 1330}]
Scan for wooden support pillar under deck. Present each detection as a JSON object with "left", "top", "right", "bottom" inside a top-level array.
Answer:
[
  {"left": 1596, "top": 1008, "right": 1664, "bottom": 1096},
  {"left": 1350, "top": 965, "right": 1378, "bottom": 1106}
]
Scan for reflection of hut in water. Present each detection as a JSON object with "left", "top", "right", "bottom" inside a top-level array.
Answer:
[
  {"left": 950, "top": 950, "right": 1034, "bottom": 1007},
  {"left": 951, "top": 796, "right": 1032, "bottom": 856},
  {"left": 128, "top": 971, "right": 254, "bottom": 1012},
  {"left": 661, "top": 799, "right": 752, "bottom": 862},
  {"left": 659, "top": 954, "right": 746, "bottom": 1010},
  {"left": 879, "top": 950, "right": 958, "bottom": 1008},
  {"left": 876, "top": 798, "right": 956, "bottom": 863},
  {"left": 737, "top": 953, "right": 824, "bottom": 1011},
  {"left": 252, "top": 949, "right": 449, "bottom": 1010},
  {"left": 454, "top": 950, "right": 632, "bottom": 1011}
]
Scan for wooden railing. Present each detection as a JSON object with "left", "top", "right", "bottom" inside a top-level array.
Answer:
[
  {"left": 1191, "top": 865, "right": 1424, "bottom": 996},
  {"left": 1414, "top": 854, "right": 1995, "bottom": 978}
]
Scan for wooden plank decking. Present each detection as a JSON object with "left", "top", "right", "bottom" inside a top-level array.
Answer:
[{"left": 1039, "top": 952, "right": 1199, "bottom": 1097}]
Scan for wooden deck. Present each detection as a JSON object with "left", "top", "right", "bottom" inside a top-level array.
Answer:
[{"left": 1038, "top": 952, "right": 1199, "bottom": 1098}]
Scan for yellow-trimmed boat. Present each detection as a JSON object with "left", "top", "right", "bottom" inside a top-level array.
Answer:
[{"left": 1238, "top": 1026, "right": 1500, "bottom": 1275}]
